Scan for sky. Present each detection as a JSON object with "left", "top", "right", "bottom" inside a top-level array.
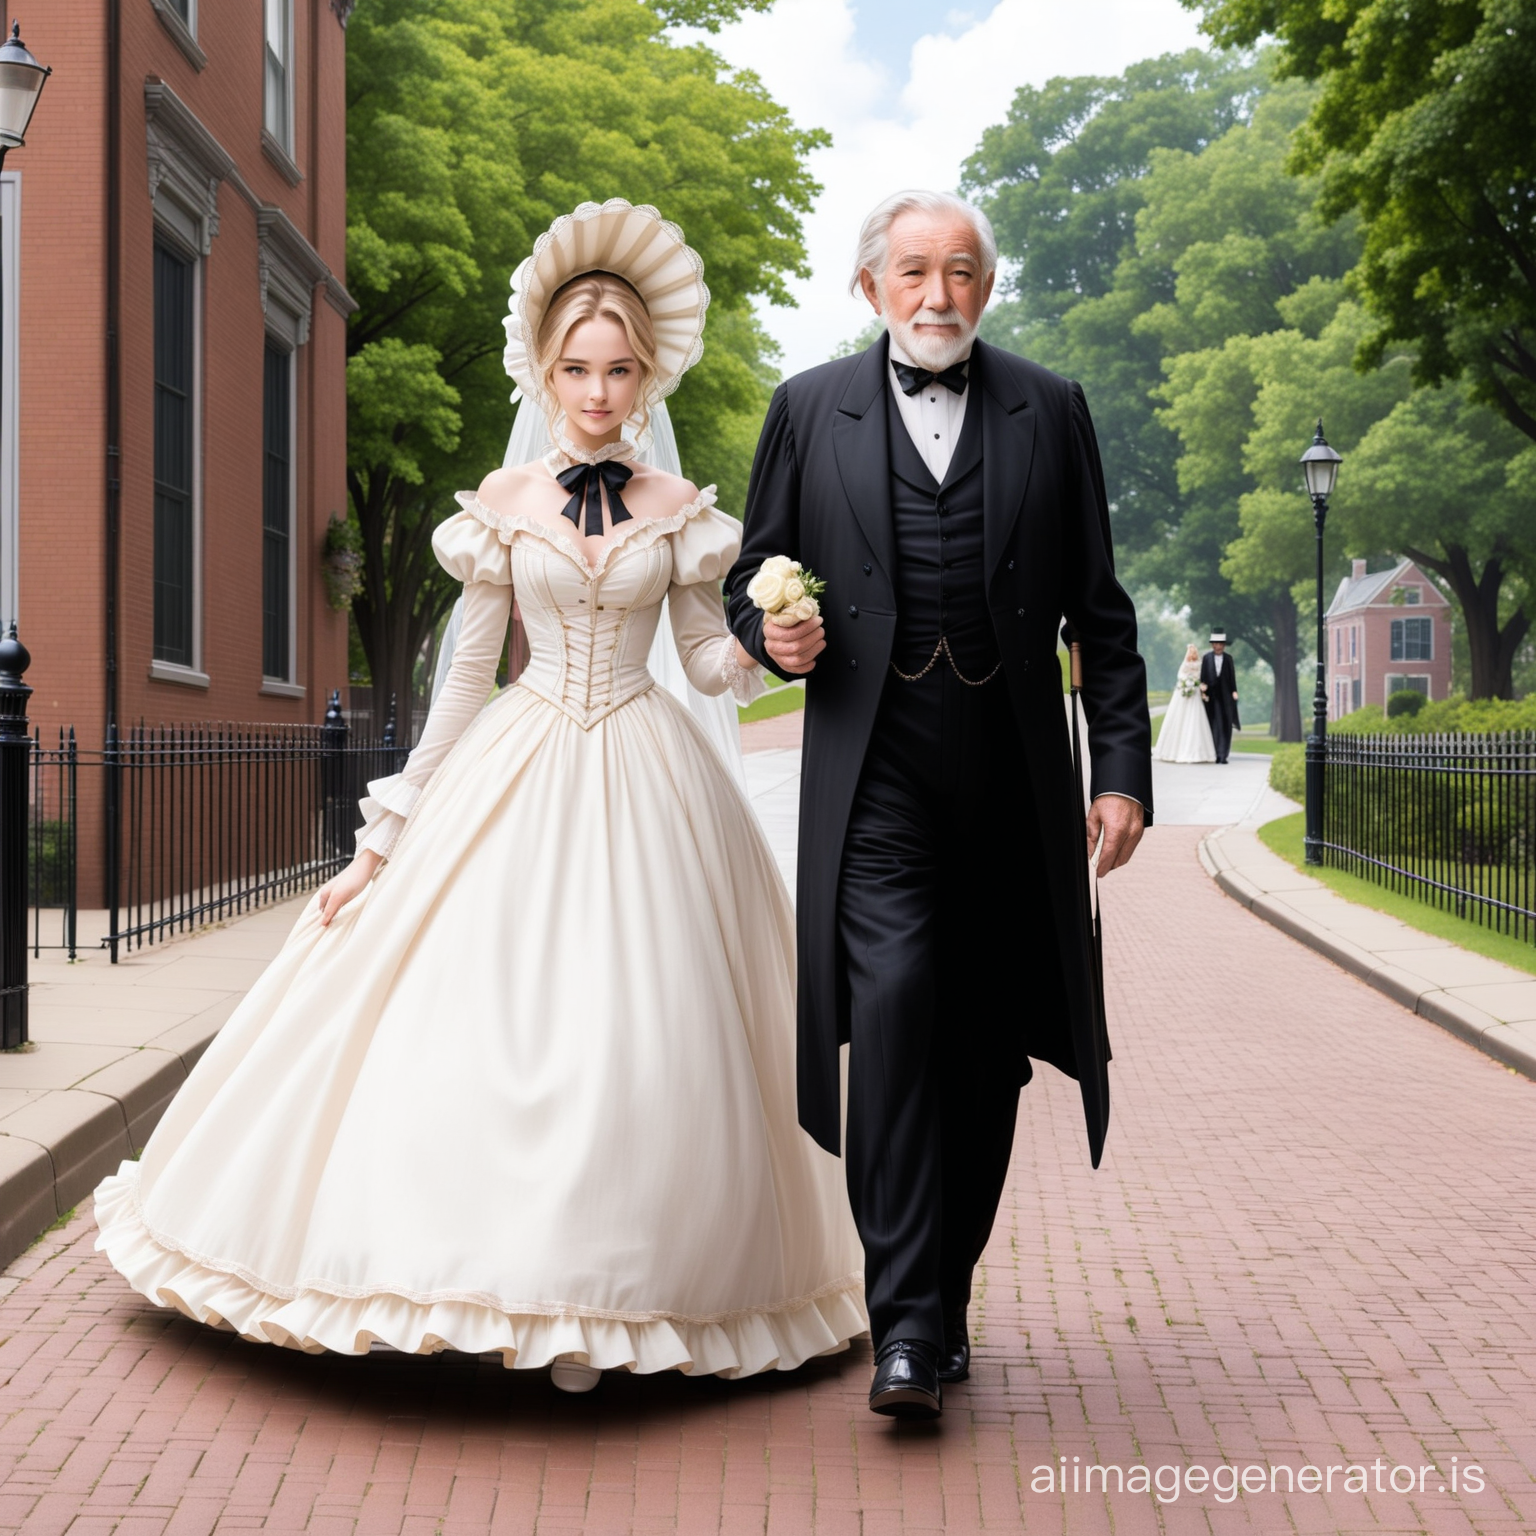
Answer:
[{"left": 678, "top": 0, "right": 1209, "bottom": 376}]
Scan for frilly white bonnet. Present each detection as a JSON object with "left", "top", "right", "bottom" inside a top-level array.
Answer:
[{"left": 502, "top": 199, "right": 710, "bottom": 422}]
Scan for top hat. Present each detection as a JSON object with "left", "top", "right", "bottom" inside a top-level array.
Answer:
[{"left": 1209, "top": 631, "right": 1228, "bottom": 644}]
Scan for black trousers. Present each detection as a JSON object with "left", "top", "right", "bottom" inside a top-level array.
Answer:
[
  {"left": 837, "top": 663, "right": 1048, "bottom": 1351},
  {"left": 1206, "top": 704, "right": 1233, "bottom": 761}
]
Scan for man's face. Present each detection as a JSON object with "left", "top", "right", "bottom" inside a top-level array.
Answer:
[
  {"left": 860, "top": 209, "right": 994, "bottom": 370},
  {"left": 1212, "top": 643, "right": 1226, "bottom": 655}
]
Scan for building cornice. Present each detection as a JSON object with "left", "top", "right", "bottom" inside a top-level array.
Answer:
[
  {"left": 144, "top": 78, "right": 236, "bottom": 252},
  {"left": 143, "top": 79, "right": 353, "bottom": 338},
  {"left": 257, "top": 207, "right": 331, "bottom": 345}
]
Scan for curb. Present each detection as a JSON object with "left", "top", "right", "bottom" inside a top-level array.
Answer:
[
  {"left": 1200, "top": 828, "right": 1536, "bottom": 1084},
  {"left": 0, "top": 1023, "right": 220, "bottom": 1273}
]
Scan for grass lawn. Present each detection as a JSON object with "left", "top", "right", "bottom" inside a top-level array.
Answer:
[
  {"left": 1258, "top": 811, "right": 1536, "bottom": 978},
  {"left": 738, "top": 679, "right": 805, "bottom": 725}
]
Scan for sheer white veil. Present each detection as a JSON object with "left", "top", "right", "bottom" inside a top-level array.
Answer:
[{"left": 430, "top": 398, "right": 748, "bottom": 788}]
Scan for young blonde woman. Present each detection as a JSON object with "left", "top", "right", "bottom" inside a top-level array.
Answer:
[{"left": 94, "top": 201, "right": 867, "bottom": 1392}]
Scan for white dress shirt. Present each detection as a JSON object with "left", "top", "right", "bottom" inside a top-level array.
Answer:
[
  {"left": 888, "top": 337, "right": 970, "bottom": 482},
  {"left": 1211, "top": 651, "right": 1225, "bottom": 677}
]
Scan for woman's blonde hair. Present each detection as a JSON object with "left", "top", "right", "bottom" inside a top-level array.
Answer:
[{"left": 535, "top": 271, "right": 659, "bottom": 437}]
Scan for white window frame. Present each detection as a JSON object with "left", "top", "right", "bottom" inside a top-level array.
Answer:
[
  {"left": 0, "top": 173, "right": 20, "bottom": 638},
  {"left": 260, "top": 332, "right": 303, "bottom": 696},
  {"left": 149, "top": 214, "right": 208, "bottom": 689},
  {"left": 1384, "top": 673, "right": 1431, "bottom": 703},
  {"left": 264, "top": 0, "right": 294, "bottom": 155}
]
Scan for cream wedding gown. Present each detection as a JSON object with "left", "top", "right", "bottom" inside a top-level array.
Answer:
[
  {"left": 1153, "top": 659, "right": 1217, "bottom": 763},
  {"left": 94, "top": 487, "right": 867, "bottom": 1376}
]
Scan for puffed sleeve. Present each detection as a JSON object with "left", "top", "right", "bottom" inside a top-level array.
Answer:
[
  {"left": 354, "top": 500, "right": 514, "bottom": 857},
  {"left": 666, "top": 493, "right": 765, "bottom": 706},
  {"left": 430, "top": 501, "right": 514, "bottom": 586}
]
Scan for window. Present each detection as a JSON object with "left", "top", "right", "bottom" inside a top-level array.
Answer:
[
  {"left": 154, "top": 242, "right": 197, "bottom": 668},
  {"left": 1399, "top": 586, "right": 1421, "bottom": 605},
  {"left": 1350, "top": 626, "right": 1358, "bottom": 662},
  {"left": 169, "top": 0, "right": 191, "bottom": 21},
  {"left": 1390, "top": 616, "right": 1433, "bottom": 662},
  {"left": 1352, "top": 677, "right": 1361, "bottom": 711},
  {"left": 1385, "top": 674, "right": 1431, "bottom": 701},
  {"left": 264, "top": 0, "right": 291, "bottom": 151},
  {"left": 262, "top": 342, "right": 293, "bottom": 681}
]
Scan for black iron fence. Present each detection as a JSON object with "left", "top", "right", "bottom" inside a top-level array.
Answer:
[
  {"left": 24, "top": 692, "right": 410, "bottom": 964},
  {"left": 1320, "top": 730, "right": 1536, "bottom": 944}
]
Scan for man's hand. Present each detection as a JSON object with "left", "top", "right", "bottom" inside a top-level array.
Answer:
[
  {"left": 1086, "top": 794, "right": 1144, "bottom": 877},
  {"left": 761, "top": 615, "right": 826, "bottom": 676}
]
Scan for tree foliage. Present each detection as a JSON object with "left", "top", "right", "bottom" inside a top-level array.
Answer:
[
  {"left": 344, "top": 0, "right": 825, "bottom": 723},
  {"left": 965, "top": 61, "right": 1359, "bottom": 733},
  {"left": 1182, "top": 0, "right": 1536, "bottom": 444}
]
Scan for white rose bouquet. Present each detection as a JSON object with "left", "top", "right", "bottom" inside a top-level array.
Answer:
[
  {"left": 1177, "top": 675, "right": 1201, "bottom": 700},
  {"left": 747, "top": 554, "right": 826, "bottom": 627}
]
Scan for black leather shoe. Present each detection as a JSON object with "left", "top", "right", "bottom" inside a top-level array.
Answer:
[
  {"left": 939, "top": 1302, "right": 970, "bottom": 1383},
  {"left": 869, "top": 1339, "right": 942, "bottom": 1419}
]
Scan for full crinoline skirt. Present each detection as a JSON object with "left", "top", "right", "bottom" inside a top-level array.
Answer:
[{"left": 94, "top": 682, "right": 866, "bottom": 1376}]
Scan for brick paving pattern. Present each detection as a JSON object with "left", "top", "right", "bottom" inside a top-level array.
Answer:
[{"left": 1, "top": 825, "right": 1533, "bottom": 1533}]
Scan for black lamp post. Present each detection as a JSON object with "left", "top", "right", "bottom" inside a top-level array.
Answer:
[
  {"left": 1301, "top": 419, "right": 1343, "bottom": 868},
  {"left": 0, "top": 18, "right": 48, "bottom": 1049}
]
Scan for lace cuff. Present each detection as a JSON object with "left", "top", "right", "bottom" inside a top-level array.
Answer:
[
  {"left": 355, "top": 774, "right": 421, "bottom": 860},
  {"left": 720, "top": 640, "right": 764, "bottom": 708}
]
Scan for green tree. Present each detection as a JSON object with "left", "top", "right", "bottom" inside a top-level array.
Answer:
[
  {"left": 966, "top": 62, "right": 1359, "bottom": 734},
  {"left": 962, "top": 49, "right": 1267, "bottom": 553},
  {"left": 344, "top": 0, "right": 823, "bottom": 724},
  {"left": 1182, "top": 0, "right": 1536, "bottom": 444},
  {"left": 1344, "top": 384, "right": 1533, "bottom": 697}
]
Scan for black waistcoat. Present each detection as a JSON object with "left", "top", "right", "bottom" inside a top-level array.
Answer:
[{"left": 885, "top": 380, "right": 998, "bottom": 677}]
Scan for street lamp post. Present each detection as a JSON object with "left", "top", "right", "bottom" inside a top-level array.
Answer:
[
  {"left": 1301, "top": 419, "right": 1343, "bottom": 868},
  {"left": 0, "top": 19, "right": 48, "bottom": 1049}
]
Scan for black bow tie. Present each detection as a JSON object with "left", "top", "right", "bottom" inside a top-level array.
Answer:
[
  {"left": 555, "top": 460, "right": 634, "bottom": 538},
  {"left": 892, "top": 360, "right": 968, "bottom": 397}
]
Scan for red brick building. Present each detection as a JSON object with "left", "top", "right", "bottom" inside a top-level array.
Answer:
[
  {"left": 1325, "top": 558, "right": 1454, "bottom": 720},
  {"left": 5, "top": 1, "right": 351, "bottom": 747}
]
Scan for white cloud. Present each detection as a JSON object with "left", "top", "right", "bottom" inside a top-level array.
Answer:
[{"left": 689, "top": 0, "right": 1207, "bottom": 376}]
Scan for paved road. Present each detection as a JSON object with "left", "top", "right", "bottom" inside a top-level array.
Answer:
[{"left": 1, "top": 768, "right": 1533, "bottom": 1531}]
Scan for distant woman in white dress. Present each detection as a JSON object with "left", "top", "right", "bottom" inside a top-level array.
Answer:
[
  {"left": 93, "top": 200, "right": 866, "bottom": 1393},
  {"left": 1154, "top": 643, "right": 1217, "bottom": 763}
]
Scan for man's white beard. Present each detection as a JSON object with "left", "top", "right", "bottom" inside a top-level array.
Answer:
[{"left": 887, "top": 305, "right": 977, "bottom": 371}]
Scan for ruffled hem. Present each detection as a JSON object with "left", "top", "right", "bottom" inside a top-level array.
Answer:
[{"left": 94, "top": 1167, "right": 867, "bottom": 1379}]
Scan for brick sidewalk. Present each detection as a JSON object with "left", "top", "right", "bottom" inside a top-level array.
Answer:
[{"left": 1, "top": 826, "right": 1533, "bottom": 1532}]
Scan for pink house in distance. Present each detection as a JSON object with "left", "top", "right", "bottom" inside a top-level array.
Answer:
[{"left": 1325, "top": 558, "right": 1453, "bottom": 720}]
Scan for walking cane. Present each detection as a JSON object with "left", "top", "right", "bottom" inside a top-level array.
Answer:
[{"left": 1066, "top": 634, "right": 1110, "bottom": 1052}]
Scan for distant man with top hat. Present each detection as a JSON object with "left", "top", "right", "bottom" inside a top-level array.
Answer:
[{"left": 1200, "top": 631, "right": 1240, "bottom": 763}]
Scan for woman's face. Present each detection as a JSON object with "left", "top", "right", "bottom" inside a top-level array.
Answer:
[{"left": 551, "top": 315, "right": 641, "bottom": 445}]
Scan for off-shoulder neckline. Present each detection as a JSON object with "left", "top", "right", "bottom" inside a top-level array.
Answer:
[{"left": 456, "top": 485, "right": 718, "bottom": 580}]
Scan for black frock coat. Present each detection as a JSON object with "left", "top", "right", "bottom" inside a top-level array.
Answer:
[{"left": 724, "top": 336, "right": 1153, "bottom": 1167}]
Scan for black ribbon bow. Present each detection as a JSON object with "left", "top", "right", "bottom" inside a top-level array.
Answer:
[
  {"left": 892, "top": 360, "right": 968, "bottom": 397},
  {"left": 555, "top": 460, "right": 634, "bottom": 538}
]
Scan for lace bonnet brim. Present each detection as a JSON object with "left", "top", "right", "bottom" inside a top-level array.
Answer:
[{"left": 502, "top": 199, "right": 710, "bottom": 418}]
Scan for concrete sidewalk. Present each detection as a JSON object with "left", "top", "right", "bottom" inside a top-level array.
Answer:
[
  {"left": 0, "top": 900, "right": 309, "bottom": 1269},
  {"left": 1202, "top": 824, "right": 1536, "bottom": 1080}
]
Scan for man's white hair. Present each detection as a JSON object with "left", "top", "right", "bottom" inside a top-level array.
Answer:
[{"left": 849, "top": 190, "right": 998, "bottom": 295}]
